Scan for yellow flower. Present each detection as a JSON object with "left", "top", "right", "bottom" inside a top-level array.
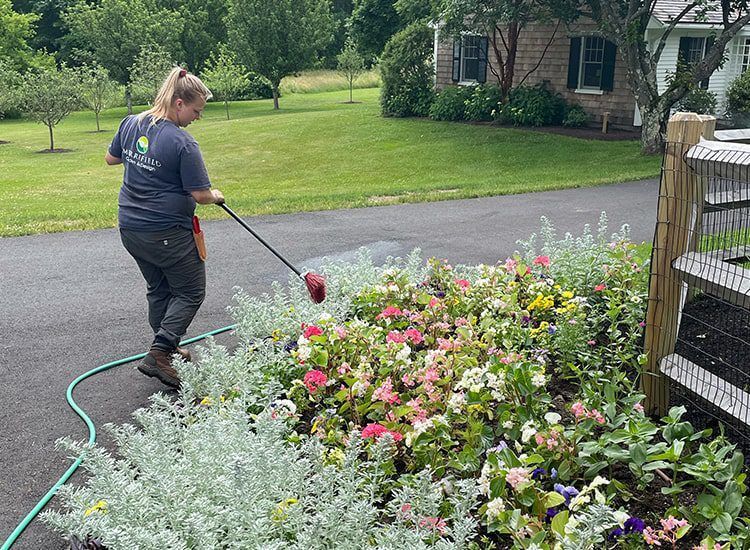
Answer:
[
  {"left": 271, "top": 497, "right": 299, "bottom": 522},
  {"left": 84, "top": 500, "right": 108, "bottom": 517},
  {"left": 561, "top": 291, "right": 574, "bottom": 299}
]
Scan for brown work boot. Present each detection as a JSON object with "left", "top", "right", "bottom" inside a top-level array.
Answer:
[
  {"left": 175, "top": 346, "right": 192, "bottom": 362},
  {"left": 137, "top": 348, "right": 181, "bottom": 387}
]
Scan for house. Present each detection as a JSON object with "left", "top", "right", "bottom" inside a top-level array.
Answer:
[{"left": 433, "top": 2, "right": 750, "bottom": 129}]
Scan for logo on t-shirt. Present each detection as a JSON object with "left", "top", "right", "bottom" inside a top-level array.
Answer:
[{"left": 136, "top": 136, "right": 149, "bottom": 154}]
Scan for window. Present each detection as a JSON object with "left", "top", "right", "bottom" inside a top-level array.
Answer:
[
  {"left": 566, "top": 37, "right": 616, "bottom": 92},
  {"left": 678, "top": 36, "right": 712, "bottom": 89},
  {"left": 739, "top": 38, "right": 750, "bottom": 72},
  {"left": 580, "top": 37, "right": 605, "bottom": 89},
  {"left": 451, "top": 35, "right": 488, "bottom": 84},
  {"left": 462, "top": 35, "right": 481, "bottom": 81}
]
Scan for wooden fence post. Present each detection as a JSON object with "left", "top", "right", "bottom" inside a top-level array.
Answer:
[{"left": 643, "top": 112, "right": 716, "bottom": 416}]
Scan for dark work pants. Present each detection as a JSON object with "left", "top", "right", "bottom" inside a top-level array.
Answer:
[{"left": 120, "top": 226, "right": 206, "bottom": 351}]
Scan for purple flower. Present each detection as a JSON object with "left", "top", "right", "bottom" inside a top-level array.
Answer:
[
  {"left": 487, "top": 441, "right": 508, "bottom": 454},
  {"left": 609, "top": 517, "right": 645, "bottom": 539},
  {"left": 553, "top": 483, "right": 579, "bottom": 505},
  {"left": 435, "top": 291, "right": 446, "bottom": 298},
  {"left": 521, "top": 316, "right": 531, "bottom": 325},
  {"left": 548, "top": 325, "right": 557, "bottom": 335},
  {"left": 531, "top": 467, "right": 547, "bottom": 480},
  {"left": 283, "top": 340, "right": 298, "bottom": 352},
  {"left": 550, "top": 468, "right": 558, "bottom": 479},
  {"left": 545, "top": 508, "right": 558, "bottom": 521}
]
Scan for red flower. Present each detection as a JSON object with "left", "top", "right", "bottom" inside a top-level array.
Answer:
[
  {"left": 303, "top": 369, "right": 328, "bottom": 392},
  {"left": 376, "top": 305, "right": 404, "bottom": 320},
  {"left": 594, "top": 283, "right": 606, "bottom": 292},
  {"left": 533, "top": 255, "right": 551, "bottom": 268},
  {"left": 455, "top": 279, "right": 470, "bottom": 289},
  {"left": 302, "top": 324, "right": 323, "bottom": 338},
  {"left": 361, "top": 423, "right": 403, "bottom": 442}
]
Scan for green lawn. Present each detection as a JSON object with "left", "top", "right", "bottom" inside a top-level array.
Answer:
[{"left": 0, "top": 87, "right": 660, "bottom": 237}]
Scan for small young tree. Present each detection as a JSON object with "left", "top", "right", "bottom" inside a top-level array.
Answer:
[
  {"left": 337, "top": 36, "right": 365, "bottom": 103},
  {"left": 18, "top": 64, "right": 81, "bottom": 151},
  {"left": 226, "top": 0, "right": 335, "bottom": 109},
  {"left": 78, "top": 63, "right": 120, "bottom": 131},
  {"left": 0, "top": 59, "right": 20, "bottom": 119},
  {"left": 201, "top": 47, "right": 250, "bottom": 120},
  {"left": 128, "top": 42, "right": 174, "bottom": 107}
]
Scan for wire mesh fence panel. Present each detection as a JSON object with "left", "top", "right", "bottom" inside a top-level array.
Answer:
[{"left": 646, "top": 114, "right": 750, "bottom": 444}]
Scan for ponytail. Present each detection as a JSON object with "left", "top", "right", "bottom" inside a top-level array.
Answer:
[{"left": 137, "top": 67, "right": 212, "bottom": 125}]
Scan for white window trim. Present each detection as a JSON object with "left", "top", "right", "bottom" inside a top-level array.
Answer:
[
  {"left": 460, "top": 34, "right": 482, "bottom": 83},
  {"left": 577, "top": 36, "right": 605, "bottom": 91}
]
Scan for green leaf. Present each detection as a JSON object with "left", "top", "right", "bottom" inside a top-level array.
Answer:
[
  {"left": 544, "top": 492, "right": 566, "bottom": 508},
  {"left": 711, "top": 512, "right": 733, "bottom": 535},
  {"left": 551, "top": 510, "right": 569, "bottom": 537},
  {"left": 630, "top": 443, "right": 648, "bottom": 466}
]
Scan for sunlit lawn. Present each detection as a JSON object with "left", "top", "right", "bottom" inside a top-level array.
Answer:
[{"left": 0, "top": 87, "right": 660, "bottom": 237}]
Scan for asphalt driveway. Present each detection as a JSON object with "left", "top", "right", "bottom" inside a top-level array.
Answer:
[{"left": 0, "top": 179, "right": 658, "bottom": 549}]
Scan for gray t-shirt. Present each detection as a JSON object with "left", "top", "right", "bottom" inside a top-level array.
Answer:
[{"left": 109, "top": 115, "right": 211, "bottom": 231}]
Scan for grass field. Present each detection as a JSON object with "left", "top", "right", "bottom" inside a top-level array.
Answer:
[{"left": 0, "top": 87, "right": 660, "bottom": 237}]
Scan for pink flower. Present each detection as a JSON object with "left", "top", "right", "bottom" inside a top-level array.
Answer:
[
  {"left": 398, "top": 503, "right": 412, "bottom": 518},
  {"left": 334, "top": 326, "right": 348, "bottom": 339},
  {"left": 361, "top": 423, "right": 387, "bottom": 439},
  {"left": 372, "top": 377, "right": 400, "bottom": 404},
  {"left": 587, "top": 340, "right": 597, "bottom": 346},
  {"left": 639, "top": 321, "right": 647, "bottom": 327},
  {"left": 302, "top": 324, "right": 323, "bottom": 338},
  {"left": 643, "top": 527, "right": 662, "bottom": 546},
  {"left": 634, "top": 402, "right": 645, "bottom": 414},
  {"left": 454, "top": 317, "right": 468, "bottom": 327},
  {"left": 428, "top": 297, "right": 441, "bottom": 308},
  {"left": 590, "top": 409, "right": 606, "bottom": 424},
  {"left": 455, "top": 278, "right": 470, "bottom": 290},
  {"left": 386, "top": 330, "right": 407, "bottom": 344},
  {"left": 376, "top": 305, "right": 404, "bottom": 320},
  {"left": 337, "top": 362, "right": 351, "bottom": 375},
  {"left": 533, "top": 255, "right": 551, "bottom": 268},
  {"left": 303, "top": 370, "right": 328, "bottom": 393},
  {"left": 571, "top": 401, "right": 586, "bottom": 418},
  {"left": 361, "top": 423, "right": 402, "bottom": 442},
  {"left": 418, "top": 516, "right": 447, "bottom": 534},
  {"left": 504, "top": 258, "right": 518, "bottom": 274},
  {"left": 404, "top": 328, "right": 424, "bottom": 344},
  {"left": 506, "top": 467, "right": 531, "bottom": 490},
  {"left": 594, "top": 283, "right": 606, "bottom": 292}
]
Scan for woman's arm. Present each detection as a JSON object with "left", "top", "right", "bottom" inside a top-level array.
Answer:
[
  {"left": 105, "top": 152, "right": 122, "bottom": 165},
  {"left": 191, "top": 188, "right": 225, "bottom": 204}
]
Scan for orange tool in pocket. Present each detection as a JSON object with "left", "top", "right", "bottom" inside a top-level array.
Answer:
[{"left": 193, "top": 215, "right": 207, "bottom": 261}]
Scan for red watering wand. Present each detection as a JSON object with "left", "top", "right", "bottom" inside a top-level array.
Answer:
[{"left": 217, "top": 203, "right": 326, "bottom": 304}]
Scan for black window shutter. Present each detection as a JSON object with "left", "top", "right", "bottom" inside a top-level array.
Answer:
[
  {"left": 477, "top": 36, "right": 489, "bottom": 83},
  {"left": 700, "top": 36, "right": 714, "bottom": 89},
  {"left": 601, "top": 40, "right": 616, "bottom": 91},
  {"left": 567, "top": 37, "right": 581, "bottom": 89},
  {"left": 452, "top": 40, "right": 461, "bottom": 82}
]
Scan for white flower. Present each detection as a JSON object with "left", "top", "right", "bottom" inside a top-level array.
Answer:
[
  {"left": 448, "top": 392, "right": 466, "bottom": 414},
  {"left": 396, "top": 343, "right": 412, "bottom": 362},
  {"left": 486, "top": 497, "right": 506, "bottom": 520},
  {"left": 502, "top": 420, "right": 514, "bottom": 429},
  {"left": 296, "top": 345, "right": 312, "bottom": 362},
  {"left": 318, "top": 312, "right": 333, "bottom": 322},
  {"left": 531, "top": 372, "right": 546, "bottom": 388},
  {"left": 544, "top": 412, "right": 561, "bottom": 425},
  {"left": 521, "top": 421, "right": 537, "bottom": 443}
]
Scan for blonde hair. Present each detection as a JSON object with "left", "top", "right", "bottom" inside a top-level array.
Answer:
[{"left": 137, "top": 67, "right": 212, "bottom": 125}]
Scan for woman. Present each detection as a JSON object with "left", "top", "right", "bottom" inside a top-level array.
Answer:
[{"left": 105, "top": 67, "right": 224, "bottom": 387}]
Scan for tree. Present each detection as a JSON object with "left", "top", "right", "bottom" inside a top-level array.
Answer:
[
  {"left": 200, "top": 47, "right": 250, "bottom": 120},
  {"left": 62, "top": 0, "right": 183, "bottom": 113},
  {"left": 440, "top": 0, "right": 578, "bottom": 100},
  {"left": 128, "top": 43, "right": 174, "bottom": 106},
  {"left": 11, "top": 0, "right": 77, "bottom": 56},
  {"left": 0, "top": 59, "right": 20, "bottom": 120},
  {"left": 226, "top": 0, "right": 334, "bottom": 109},
  {"left": 78, "top": 63, "right": 120, "bottom": 131},
  {"left": 17, "top": 63, "right": 80, "bottom": 151},
  {"left": 0, "top": 0, "right": 44, "bottom": 71},
  {"left": 164, "top": 0, "right": 229, "bottom": 72},
  {"left": 337, "top": 36, "right": 365, "bottom": 102},
  {"left": 349, "top": 0, "right": 402, "bottom": 63},
  {"left": 320, "top": 0, "right": 354, "bottom": 68},
  {"left": 582, "top": 0, "right": 750, "bottom": 154}
]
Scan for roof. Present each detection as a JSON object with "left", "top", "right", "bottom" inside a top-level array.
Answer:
[{"left": 652, "top": 1, "right": 730, "bottom": 25}]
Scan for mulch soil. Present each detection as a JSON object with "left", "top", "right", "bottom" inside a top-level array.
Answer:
[{"left": 37, "top": 148, "right": 73, "bottom": 153}]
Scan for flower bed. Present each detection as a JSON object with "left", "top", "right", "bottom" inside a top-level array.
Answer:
[{"left": 44, "top": 218, "right": 750, "bottom": 549}]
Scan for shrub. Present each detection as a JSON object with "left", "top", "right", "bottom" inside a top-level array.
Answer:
[
  {"left": 726, "top": 71, "right": 750, "bottom": 125},
  {"left": 676, "top": 87, "right": 717, "bottom": 115},
  {"left": 380, "top": 21, "right": 434, "bottom": 117},
  {"left": 238, "top": 71, "right": 275, "bottom": 100},
  {"left": 463, "top": 84, "right": 503, "bottom": 122},
  {"left": 562, "top": 104, "right": 589, "bottom": 128},
  {"left": 496, "top": 83, "right": 566, "bottom": 126},
  {"left": 428, "top": 86, "right": 472, "bottom": 121}
]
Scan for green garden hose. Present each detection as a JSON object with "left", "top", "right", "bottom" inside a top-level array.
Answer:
[{"left": 1, "top": 325, "right": 236, "bottom": 550}]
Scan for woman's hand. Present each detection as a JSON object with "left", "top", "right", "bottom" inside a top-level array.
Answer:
[{"left": 191, "top": 188, "right": 224, "bottom": 204}]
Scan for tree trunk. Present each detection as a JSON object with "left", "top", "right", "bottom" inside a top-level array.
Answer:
[
  {"left": 95, "top": 111, "right": 101, "bottom": 132},
  {"left": 225, "top": 100, "right": 230, "bottom": 120},
  {"left": 349, "top": 79, "right": 353, "bottom": 103},
  {"left": 640, "top": 104, "right": 668, "bottom": 155},
  {"left": 272, "top": 86, "right": 279, "bottom": 110},
  {"left": 48, "top": 123, "right": 54, "bottom": 151}
]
